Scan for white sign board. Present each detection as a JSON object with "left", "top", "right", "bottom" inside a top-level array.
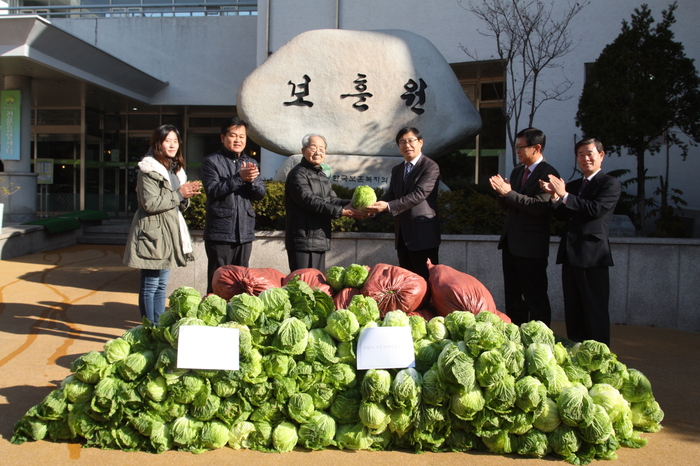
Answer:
[
  {"left": 356, "top": 326, "right": 415, "bottom": 370},
  {"left": 176, "top": 326, "right": 240, "bottom": 371}
]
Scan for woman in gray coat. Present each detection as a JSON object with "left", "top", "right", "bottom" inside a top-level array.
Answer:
[{"left": 124, "top": 125, "right": 202, "bottom": 324}]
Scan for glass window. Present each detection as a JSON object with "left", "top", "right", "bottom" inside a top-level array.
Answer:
[
  {"left": 481, "top": 81, "right": 504, "bottom": 102},
  {"left": 128, "top": 114, "right": 160, "bottom": 131},
  {"left": 441, "top": 60, "right": 506, "bottom": 186}
]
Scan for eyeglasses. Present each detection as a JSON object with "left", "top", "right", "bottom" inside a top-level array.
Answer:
[
  {"left": 307, "top": 144, "right": 326, "bottom": 154},
  {"left": 515, "top": 144, "right": 534, "bottom": 151},
  {"left": 398, "top": 138, "right": 419, "bottom": 147}
]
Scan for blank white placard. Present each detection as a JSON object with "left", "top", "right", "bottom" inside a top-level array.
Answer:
[{"left": 176, "top": 325, "right": 240, "bottom": 370}]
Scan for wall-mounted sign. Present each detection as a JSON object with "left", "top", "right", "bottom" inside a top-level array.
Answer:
[
  {"left": 35, "top": 158, "right": 54, "bottom": 185},
  {"left": 1, "top": 90, "right": 21, "bottom": 161}
]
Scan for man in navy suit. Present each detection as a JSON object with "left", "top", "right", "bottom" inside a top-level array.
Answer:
[
  {"left": 365, "top": 127, "right": 441, "bottom": 280},
  {"left": 490, "top": 127, "right": 560, "bottom": 326},
  {"left": 540, "top": 138, "right": 621, "bottom": 345}
]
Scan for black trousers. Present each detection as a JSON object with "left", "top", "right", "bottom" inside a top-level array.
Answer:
[
  {"left": 562, "top": 262, "right": 610, "bottom": 345},
  {"left": 396, "top": 232, "right": 439, "bottom": 281},
  {"left": 287, "top": 250, "right": 326, "bottom": 273},
  {"left": 501, "top": 244, "right": 552, "bottom": 326},
  {"left": 205, "top": 240, "right": 252, "bottom": 294}
]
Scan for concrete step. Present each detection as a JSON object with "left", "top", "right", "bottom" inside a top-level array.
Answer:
[
  {"left": 77, "top": 234, "right": 128, "bottom": 245},
  {"left": 77, "top": 218, "right": 131, "bottom": 245}
]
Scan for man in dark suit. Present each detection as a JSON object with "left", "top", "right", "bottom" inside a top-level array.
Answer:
[
  {"left": 540, "top": 138, "right": 621, "bottom": 345},
  {"left": 365, "top": 127, "right": 441, "bottom": 280},
  {"left": 490, "top": 127, "right": 560, "bottom": 326}
]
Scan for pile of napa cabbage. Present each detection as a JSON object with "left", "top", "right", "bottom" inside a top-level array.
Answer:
[{"left": 12, "top": 281, "right": 663, "bottom": 464}]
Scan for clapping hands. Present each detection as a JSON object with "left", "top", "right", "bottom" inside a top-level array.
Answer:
[
  {"left": 239, "top": 161, "right": 260, "bottom": 182},
  {"left": 179, "top": 180, "right": 202, "bottom": 199}
]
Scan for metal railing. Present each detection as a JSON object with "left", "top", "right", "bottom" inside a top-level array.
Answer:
[{"left": 1, "top": 1, "right": 257, "bottom": 18}]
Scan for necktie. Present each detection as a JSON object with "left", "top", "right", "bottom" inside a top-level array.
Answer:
[
  {"left": 521, "top": 168, "right": 530, "bottom": 188},
  {"left": 579, "top": 178, "right": 589, "bottom": 195},
  {"left": 403, "top": 162, "right": 413, "bottom": 185}
]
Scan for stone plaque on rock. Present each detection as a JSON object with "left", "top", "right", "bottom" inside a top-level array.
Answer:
[{"left": 238, "top": 29, "right": 481, "bottom": 157}]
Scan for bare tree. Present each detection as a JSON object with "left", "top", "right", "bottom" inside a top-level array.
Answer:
[{"left": 459, "top": 0, "right": 588, "bottom": 166}]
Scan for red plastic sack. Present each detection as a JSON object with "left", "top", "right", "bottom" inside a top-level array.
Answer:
[
  {"left": 427, "top": 260, "right": 509, "bottom": 323},
  {"left": 360, "top": 263, "right": 428, "bottom": 317},
  {"left": 333, "top": 287, "right": 361, "bottom": 310},
  {"left": 212, "top": 265, "right": 285, "bottom": 301},
  {"left": 283, "top": 268, "right": 334, "bottom": 296},
  {"left": 406, "top": 307, "right": 438, "bottom": 321}
]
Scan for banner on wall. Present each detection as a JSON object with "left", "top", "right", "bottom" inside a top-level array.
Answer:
[{"left": 1, "top": 90, "right": 22, "bottom": 161}]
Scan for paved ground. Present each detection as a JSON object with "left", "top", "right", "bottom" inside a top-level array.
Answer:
[{"left": 1, "top": 244, "right": 699, "bottom": 465}]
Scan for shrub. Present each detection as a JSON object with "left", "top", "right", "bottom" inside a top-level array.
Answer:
[{"left": 438, "top": 188, "right": 504, "bottom": 235}]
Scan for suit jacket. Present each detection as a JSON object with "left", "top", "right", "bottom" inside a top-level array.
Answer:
[
  {"left": 498, "top": 161, "right": 560, "bottom": 259},
  {"left": 554, "top": 171, "right": 621, "bottom": 268},
  {"left": 382, "top": 154, "right": 441, "bottom": 251}
]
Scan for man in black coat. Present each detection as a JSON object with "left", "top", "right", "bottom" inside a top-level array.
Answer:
[
  {"left": 285, "top": 134, "right": 365, "bottom": 272},
  {"left": 201, "top": 117, "right": 266, "bottom": 294},
  {"left": 540, "top": 138, "right": 621, "bottom": 345},
  {"left": 490, "top": 127, "right": 560, "bottom": 326},
  {"left": 365, "top": 127, "right": 441, "bottom": 281}
]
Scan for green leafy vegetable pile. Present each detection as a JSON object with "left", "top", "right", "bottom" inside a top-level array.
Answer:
[{"left": 12, "top": 282, "right": 663, "bottom": 463}]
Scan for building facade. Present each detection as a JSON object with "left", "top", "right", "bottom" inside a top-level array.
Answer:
[{"left": 1, "top": 0, "right": 699, "bottom": 233}]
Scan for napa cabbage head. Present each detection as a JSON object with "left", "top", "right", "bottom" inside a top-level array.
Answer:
[
  {"left": 325, "top": 266, "right": 346, "bottom": 292},
  {"left": 298, "top": 412, "right": 337, "bottom": 450},
  {"left": 347, "top": 294, "right": 380, "bottom": 326},
  {"left": 475, "top": 349, "right": 508, "bottom": 387},
  {"left": 351, "top": 185, "right": 377, "bottom": 210},
  {"left": 464, "top": 321, "right": 505, "bottom": 357},
  {"left": 514, "top": 375, "right": 547, "bottom": 413},
  {"left": 519, "top": 320, "right": 556, "bottom": 348},
  {"left": 557, "top": 383, "right": 595, "bottom": 427},
  {"left": 258, "top": 287, "right": 292, "bottom": 322},
  {"left": 621, "top": 368, "right": 655, "bottom": 403},
  {"left": 388, "top": 368, "right": 422, "bottom": 410},
  {"left": 408, "top": 315, "right": 427, "bottom": 341},
  {"left": 197, "top": 294, "right": 228, "bottom": 326},
  {"left": 228, "top": 421, "right": 256, "bottom": 450},
  {"left": 630, "top": 399, "right": 664, "bottom": 432},
  {"left": 359, "top": 401, "right": 390, "bottom": 432},
  {"left": 103, "top": 338, "right": 131, "bottom": 363},
  {"left": 426, "top": 316, "right": 449, "bottom": 341},
  {"left": 330, "top": 388, "right": 362, "bottom": 424},
  {"left": 360, "top": 369, "right": 392, "bottom": 403},
  {"left": 70, "top": 351, "right": 110, "bottom": 384},
  {"left": 272, "top": 421, "right": 298, "bottom": 452},
  {"left": 450, "top": 382, "right": 485, "bottom": 420},
  {"left": 444, "top": 311, "right": 476, "bottom": 341},
  {"left": 287, "top": 392, "right": 315, "bottom": 423},
  {"left": 344, "top": 264, "right": 369, "bottom": 288},
  {"left": 325, "top": 309, "right": 360, "bottom": 342},
  {"left": 589, "top": 383, "right": 629, "bottom": 423},
  {"left": 572, "top": 340, "right": 614, "bottom": 372},
  {"left": 437, "top": 342, "right": 475, "bottom": 389},
  {"left": 168, "top": 286, "right": 202, "bottom": 318},
  {"left": 201, "top": 420, "right": 230, "bottom": 449},
  {"left": 382, "top": 310, "right": 410, "bottom": 327},
  {"left": 305, "top": 328, "right": 339, "bottom": 364},
  {"left": 533, "top": 397, "right": 562, "bottom": 432},
  {"left": 272, "top": 317, "right": 309, "bottom": 355},
  {"left": 227, "top": 293, "right": 264, "bottom": 326}
]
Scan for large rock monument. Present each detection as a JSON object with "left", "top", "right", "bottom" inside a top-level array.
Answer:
[{"left": 237, "top": 29, "right": 482, "bottom": 188}]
